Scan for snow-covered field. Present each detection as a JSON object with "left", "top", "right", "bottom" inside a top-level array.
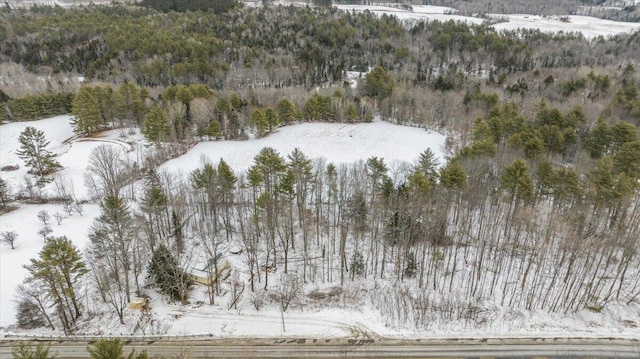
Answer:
[
  {"left": 335, "top": 4, "right": 485, "bottom": 25},
  {"left": 0, "top": 204, "right": 100, "bottom": 327},
  {"left": 0, "top": 116, "right": 144, "bottom": 201},
  {"left": 333, "top": 3, "right": 640, "bottom": 39},
  {"left": 490, "top": 14, "right": 640, "bottom": 39},
  {"left": 160, "top": 120, "right": 446, "bottom": 177}
]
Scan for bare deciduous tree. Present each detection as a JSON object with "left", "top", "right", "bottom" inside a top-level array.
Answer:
[
  {"left": 84, "top": 145, "right": 129, "bottom": 199},
  {"left": 1, "top": 231, "right": 18, "bottom": 249}
]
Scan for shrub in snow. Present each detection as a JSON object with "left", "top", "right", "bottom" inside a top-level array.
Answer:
[
  {"left": 54, "top": 212, "right": 64, "bottom": 225},
  {"left": 249, "top": 289, "right": 266, "bottom": 311},
  {"left": 37, "top": 209, "right": 50, "bottom": 226},
  {"left": 1, "top": 231, "right": 18, "bottom": 249}
]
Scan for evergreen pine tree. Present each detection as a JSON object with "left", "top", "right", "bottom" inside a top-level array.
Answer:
[
  {"left": 87, "top": 339, "right": 124, "bottom": 359},
  {"left": 613, "top": 140, "right": 640, "bottom": 180},
  {"left": 147, "top": 245, "right": 192, "bottom": 303},
  {"left": 415, "top": 148, "right": 440, "bottom": 183},
  {"left": 207, "top": 120, "right": 222, "bottom": 139},
  {"left": 359, "top": 66, "right": 395, "bottom": 101},
  {"left": 346, "top": 104, "right": 359, "bottom": 122},
  {"left": 0, "top": 177, "right": 11, "bottom": 210},
  {"left": 500, "top": 159, "right": 534, "bottom": 202},
  {"left": 175, "top": 85, "right": 194, "bottom": 124},
  {"left": 24, "top": 236, "right": 88, "bottom": 334},
  {"left": 265, "top": 107, "right": 280, "bottom": 131},
  {"left": 87, "top": 339, "right": 148, "bottom": 359},
  {"left": 11, "top": 342, "right": 56, "bottom": 359},
  {"left": 71, "top": 86, "right": 107, "bottom": 136},
  {"left": 15, "top": 126, "right": 61, "bottom": 179},
  {"left": 250, "top": 108, "right": 269, "bottom": 137},
  {"left": 217, "top": 159, "right": 237, "bottom": 241},
  {"left": 89, "top": 195, "right": 136, "bottom": 303},
  {"left": 439, "top": 160, "right": 467, "bottom": 189},
  {"left": 142, "top": 106, "right": 169, "bottom": 143},
  {"left": 276, "top": 98, "right": 298, "bottom": 125},
  {"left": 585, "top": 118, "right": 611, "bottom": 158}
]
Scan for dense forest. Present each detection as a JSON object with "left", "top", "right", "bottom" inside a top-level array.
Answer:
[{"left": 0, "top": 0, "right": 639, "bottom": 339}]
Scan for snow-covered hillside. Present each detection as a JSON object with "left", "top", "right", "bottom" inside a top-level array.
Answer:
[
  {"left": 0, "top": 116, "right": 145, "bottom": 201},
  {"left": 0, "top": 116, "right": 445, "bottom": 330},
  {"left": 2, "top": 116, "right": 640, "bottom": 340}
]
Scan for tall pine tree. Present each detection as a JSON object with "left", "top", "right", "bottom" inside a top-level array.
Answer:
[
  {"left": 16, "top": 126, "right": 61, "bottom": 180},
  {"left": 24, "top": 236, "right": 88, "bottom": 334}
]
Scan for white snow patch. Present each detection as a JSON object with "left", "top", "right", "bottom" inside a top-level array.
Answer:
[
  {"left": 490, "top": 14, "right": 640, "bottom": 39},
  {"left": 160, "top": 119, "right": 446, "bottom": 176},
  {"left": 333, "top": 4, "right": 640, "bottom": 39},
  {"left": 0, "top": 117, "right": 146, "bottom": 201},
  {"left": 335, "top": 4, "right": 485, "bottom": 25}
]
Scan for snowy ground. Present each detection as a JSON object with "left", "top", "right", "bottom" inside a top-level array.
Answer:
[
  {"left": 2, "top": 117, "right": 640, "bottom": 340},
  {"left": 333, "top": 3, "right": 640, "bottom": 39},
  {"left": 335, "top": 4, "right": 485, "bottom": 25},
  {"left": 160, "top": 120, "right": 446, "bottom": 177},
  {"left": 490, "top": 14, "right": 640, "bottom": 39},
  {"left": 0, "top": 116, "right": 445, "bottom": 333},
  {"left": 0, "top": 203, "right": 100, "bottom": 327},
  {"left": 0, "top": 116, "right": 145, "bottom": 201}
]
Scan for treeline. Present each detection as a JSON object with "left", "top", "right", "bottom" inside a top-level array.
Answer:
[
  {"left": 2, "top": 4, "right": 640, "bottom": 89},
  {"left": 1, "top": 92, "right": 74, "bottom": 122},
  {"left": 68, "top": 67, "right": 390, "bottom": 141}
]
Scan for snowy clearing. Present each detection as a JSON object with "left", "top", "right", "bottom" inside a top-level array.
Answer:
[
  {"left": 335, "top": 4, "right": 486, "bottom": 25},
  {"left": 491, "top": 14, "right": 640, "bottom": 39},
  {"left": 160, "top": 120, "right": 446, "bottom": 177},
  {"left": 333, "top": 4, "right": 640, "bottom": 39},
  {"left": 0, "top": 116, "right": 146, "bottom": 201},
  {"left": 0, "top": 203, "right": 100, "bottom": 327}
]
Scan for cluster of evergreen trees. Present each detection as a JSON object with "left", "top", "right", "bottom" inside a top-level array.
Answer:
[
  {"left": 3, "top": 4, "right": 640, "bottom": 88},
  {"left": 1, "top": 93, "right": 73, "bottom": 123}
]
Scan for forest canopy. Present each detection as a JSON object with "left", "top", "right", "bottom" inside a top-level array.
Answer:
[{"left": 136, "top": 0, "right": 239, "bottom": 14}]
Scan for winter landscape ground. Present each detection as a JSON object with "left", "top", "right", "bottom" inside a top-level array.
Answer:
[
  {"left": 0, "top": 115, "right": 447, "bottom": 336},
  {"left": 1, "top": 115, "right": 639, "bottom": 340},
  {"left": 333, "top": 4, "right": 640, "bottom": 39},
  {"left": 1, "top": 0, "right": 640, "bottom": 353}
]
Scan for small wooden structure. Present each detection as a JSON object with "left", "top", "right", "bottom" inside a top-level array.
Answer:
[
  {"left": 190, "top": 253, "right": 231, "bottom": 286},
  {"left": 129, "top": 297, "right": 150, "bottom": 311}
]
